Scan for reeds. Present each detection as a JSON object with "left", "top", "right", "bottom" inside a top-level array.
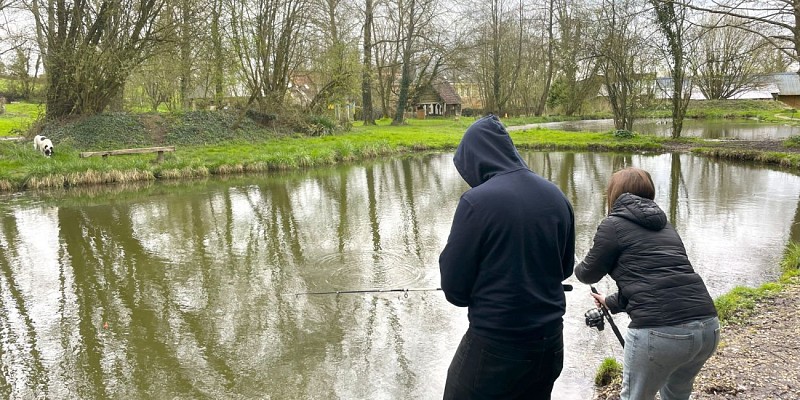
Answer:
[{"left": 23, "top": 169, "right": 157, "bottom": 189}]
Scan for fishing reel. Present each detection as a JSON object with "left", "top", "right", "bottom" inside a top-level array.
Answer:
[{"left": 584, "top": 307, "right": 605, "bottom": 331}]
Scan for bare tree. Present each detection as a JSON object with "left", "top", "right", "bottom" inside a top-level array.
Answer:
[
  {"left": 589, "top": 0, "right": 654, "bottom": 132},
  {"left": 372, "top": 0, "right": 400, "bottom": 120},
  {"left": 303, "top": 0, "right": 361, "bottom": 116},
  {"left": 131, "top": 54, "right": 180, "bottom": 111},
  {"left": 175, "top": 0, "right": 199, "bottom": 109},
  {"left": 209, "top": 0, "right": 226, "bottom": 106},
  {"left": 506, "top": 0, "right": 557, "bottom": 116},
  {"left": 470, "top": 0, "right": 525, "bottom": 116},
  {"left": 7, "top": 46, "right": 41, "bottom": 100},
  {"left": 650, "top": 0, "right": 692, "bottom": 138},
  {"left": 228, "top": 0, "right": 311, "bottom": 111},
  {"left": 551, "top": 0, "right": 597, "bottom": 116},
  {"left": 684, "top": 0, "right": 800, "bottom": 71},
  {"left": 391, "top": 0, "right": 438, "bottom": 125},
  {"left": 27, "top": 0, "right": 170, "bottom": 119},
  {"left": 536, "top": 0, "right": 556, "bottom": 116},
  {"left": 692, "top": 16, "right": 768, "bottom": 100}
]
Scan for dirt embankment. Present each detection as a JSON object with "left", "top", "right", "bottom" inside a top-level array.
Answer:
[
  {"left": 692, "top": 280, "right": 800, "bottom": 399},
  {"left": 663, "top": 139, "right": 800, "bottom": 154}
]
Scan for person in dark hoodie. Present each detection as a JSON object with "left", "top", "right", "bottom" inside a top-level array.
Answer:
[
  {"left": 575, "top": 167, "right": 719, "bottom": 400},
  {"left": 439, "top": 115, "right": 575, "bottom": 399}
]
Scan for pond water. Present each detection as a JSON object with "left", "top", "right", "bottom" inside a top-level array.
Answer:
[
  {"left": 1, "top": 151, "right": 799, "bottom": 399},
  {"left": 514, "top": 118, "right": 800, "bottom": 139}
]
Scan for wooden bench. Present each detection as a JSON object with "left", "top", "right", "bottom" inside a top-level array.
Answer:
[{"left": 79, "top": 146, "right": 176, "bottom": 163}]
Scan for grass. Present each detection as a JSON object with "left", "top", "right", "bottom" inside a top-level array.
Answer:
[
  {"left": 714, "top": 241, "right": 800, "bottom": 324},
  {"left": 594, "top": 357, "right": 623, "bottom": 387},
  {"left": 2, "top": 99, "right": 799, "bottom": 192},
  {"left": 641, "top": 99, "right": 793, "bottom": 121},
  {"left": 692, "top": 147, "right": 800, "bottom": 169},
  {"left": 0, "top": 115, "right": 674, "bottom": 191},
  {"left": 0, "top": 102, "right": 45, "bottom": 136}
]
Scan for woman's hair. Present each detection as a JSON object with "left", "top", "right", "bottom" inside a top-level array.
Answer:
[{"left": 606, "top": 167, "right": 655, "bottom": 214}]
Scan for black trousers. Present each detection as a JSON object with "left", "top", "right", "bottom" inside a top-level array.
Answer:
[{"left": 443, "top": 328, "right": 564, "bottom": 400}]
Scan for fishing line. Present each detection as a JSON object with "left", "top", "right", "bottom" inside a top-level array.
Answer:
[
  {"left": 295, "top": 287, "right": 442, "bottom": 298},
  {"left": 295, "top": 284, "right": 574, "bottom": 298}
]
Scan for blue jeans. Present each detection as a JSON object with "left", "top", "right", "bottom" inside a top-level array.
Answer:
[
  {"left": 443, "top": 328, "right": 563, "bottom": 400},
  {"left": 621, "top": 316, "right": 720, "bottom": 400}
]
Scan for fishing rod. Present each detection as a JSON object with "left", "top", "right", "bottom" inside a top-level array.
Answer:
[
  {"left": 295, "top": 284, "right": 574, "bottom": 297},
  {"left": 295, "top": 287, "right": 442, "bottom": 298},
  {"left": 586, "top": 286, "right": 625, "bottom": 348}
]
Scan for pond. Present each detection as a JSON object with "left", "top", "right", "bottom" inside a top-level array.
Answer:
[
  {"left": 514, "top": 118, "right": 800, "bottom": 139},
  {"left": 1, "top": 151, "right": 799, "bottom": 399}
]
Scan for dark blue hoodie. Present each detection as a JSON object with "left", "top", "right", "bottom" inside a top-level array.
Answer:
[{"left": 439, "top": 115, "right": 575, "bottom": 341}]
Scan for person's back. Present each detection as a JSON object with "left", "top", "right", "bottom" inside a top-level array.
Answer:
[
  {"left": 576, "top": 167, "right": 719, "bottom": 400},
  {"left": 440, "top": 115, "right": 575, "bottom": 399},
  {"left": 448, "top": 168, "right": 574, "bottom": 340},
  {"left": 578, "top": 192, "right": 716, "bottom": 328}
]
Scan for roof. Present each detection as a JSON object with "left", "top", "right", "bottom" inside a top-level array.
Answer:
[
  {"left": 767, "top": 72, "right": 800, "bottom": 96},
  {"left": 654, "top": 75, "right": 781, "bottom": 100},
  {"left": 435, "top": 81, "right": 462, "bottom": 104}
]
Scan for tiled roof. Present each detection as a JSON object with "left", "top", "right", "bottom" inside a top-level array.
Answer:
[{"left": 435, "top": 82, "right": 462, "bottom": 104}]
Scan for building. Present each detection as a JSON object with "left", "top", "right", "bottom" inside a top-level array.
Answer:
[
  {"left": 414, "top": 81, "right": 462, "bottom": 117},
  {"left": 769, "top": 72, "right": 800, "bottom": 108}
]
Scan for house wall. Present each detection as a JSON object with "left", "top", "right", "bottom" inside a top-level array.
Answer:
[{"left": 778, "top": 95, "right": 800, "bottom": 109}]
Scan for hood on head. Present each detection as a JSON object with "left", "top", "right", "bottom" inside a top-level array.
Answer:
[
  {"left": 453, "top": 115, "right": 528, "bottom": 187},
  {"left": 611, "top": 193, "right": 667, "bottom": 230}
]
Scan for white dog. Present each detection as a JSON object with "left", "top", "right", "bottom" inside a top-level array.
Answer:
[{"left": 33, "top": 135, "right": 54, "bottom": 157}]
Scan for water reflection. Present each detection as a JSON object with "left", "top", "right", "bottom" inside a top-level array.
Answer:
[
  {"left": 0, "top": 153, "right": 798, "bottom": 399},
  {"left": 513, "top": 118, "right": 800, "bottom": 139}
]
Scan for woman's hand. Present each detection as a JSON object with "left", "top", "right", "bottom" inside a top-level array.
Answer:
[{"left": 590, "top": 292, "right": 607, "bottom": 309}]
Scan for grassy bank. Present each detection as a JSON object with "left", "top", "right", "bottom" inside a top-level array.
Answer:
[
  {"left": 0, "top": 114, "right": 668, "bottom": 191},
  {"left": 487, "top": 99, "right": 795, "bottom": 124},
  {"left": 642, "top": 99, "right": 794, "bottom": 121},
  {"left": 3, "top": 99, "right": 800, "bottom": 192},
  {"left": 714, "top": 242, "right": 800, "bottom": 324},
  {"left": 692, "top": 147, "right": 800, "bottom": 169}
]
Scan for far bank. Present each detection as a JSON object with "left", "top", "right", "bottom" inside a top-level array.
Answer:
[{"left": 3, "top": 107, "right": 800, "bottom": 192}]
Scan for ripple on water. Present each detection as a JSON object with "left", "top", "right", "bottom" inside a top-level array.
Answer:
[{"left": 305, "top": 250, "right": 429, "bottom": 292}]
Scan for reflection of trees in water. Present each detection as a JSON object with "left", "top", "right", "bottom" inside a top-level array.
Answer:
[
  {"left": 58, "top": 205, "right": 210, "bottom": 398},
  {"left": 0, "top": 212, "right": 48, "bottom": 398},
  {"left": 4, "top": 153, "right": 800, "bottom": 398},
  {"left": 669, "top": 153, "right": 689, "bottom": 225}
]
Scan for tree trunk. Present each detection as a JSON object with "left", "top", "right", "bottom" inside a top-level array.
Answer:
[
  {"left": 392, "top": 0, "right": 417, "bottom": 126},
  {"left": 362, "top": 0, "right": 375, "bottom": 125},
  {"left": 536, "top": 0, "right": 556, "bottom": 116},
  {"left": 211, "top": 0, "right": 225, "bottom": 107},
  {"left": 179, "top": 0, "right": 193, "bottom": 109}
]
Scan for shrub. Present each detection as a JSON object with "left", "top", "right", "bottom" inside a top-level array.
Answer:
[
  {"left": 245, "top": 109, "right": 277, "bottom": 125},
  {"left": 783, "top": 135, "right": 800, "bottom": 148},
  {"left": 307, "top": 115, "right": 336, "bottom": 136},
  {"left": 613, "top": 129, "right": 635, "bottom": 139}
]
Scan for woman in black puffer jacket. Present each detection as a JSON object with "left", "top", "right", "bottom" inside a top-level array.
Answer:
[{"left": 576, "top": 167, "right": 719, "bottom": 400}]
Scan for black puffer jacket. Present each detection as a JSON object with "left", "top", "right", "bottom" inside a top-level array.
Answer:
[{"left": 575, "top": 193, "right": 717, "bottom": 328}]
